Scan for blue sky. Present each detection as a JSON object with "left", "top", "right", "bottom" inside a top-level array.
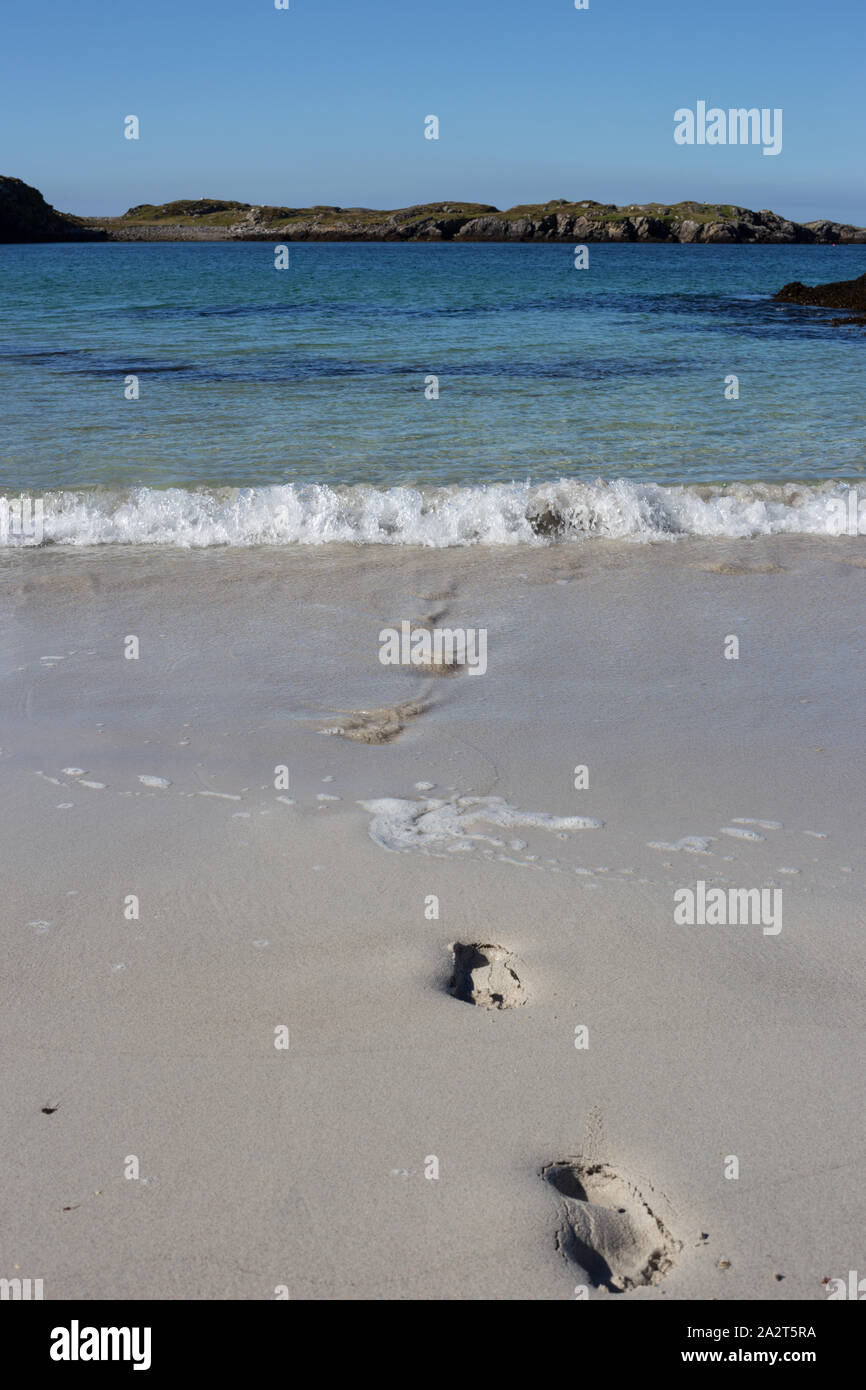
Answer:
[{"left": 2, "top": 0, "right": 863, "bottom": 223}]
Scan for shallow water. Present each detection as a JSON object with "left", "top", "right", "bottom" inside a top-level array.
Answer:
[{"left": 1, "top": 241, "right": 864, "bottom": 544}]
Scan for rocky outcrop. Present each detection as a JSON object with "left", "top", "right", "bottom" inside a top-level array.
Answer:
[
  {"left": 224, "top": 201, "right": 502, "bottom": 242},
  {"left": 218, "top": 199, "right": 865, "bottom": 245},
  {"left": 774, "top": 271, "right": 866, "bottom": 325},
  {"left": 126, "top": 198, "right": 251, "bottom": 220},
  {"left": 774, "top": 271, "right": 866, "bottom": 310},
  {"left": 0, "top": 176, "right": 107, "bottom": 242},
  {"left": 803, "top": 220, "right": 866, "bottom": 244}
]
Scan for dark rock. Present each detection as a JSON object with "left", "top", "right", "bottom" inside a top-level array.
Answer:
[
  {"left": 774, "top": 272, "right": 866, "bottom": 311},
  {"left": 0, "top": 175, "right": 107, "bottom": 242},
  {"left": 528, "top": 505, "right": 564, "bottom": 537}
]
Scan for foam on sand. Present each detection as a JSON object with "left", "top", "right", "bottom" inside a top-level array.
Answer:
[
  {"left": 647, "top": 835, "right": 715, "bottom": 854},
  {"left": 359, "top": 793, "right": 603, "bottom": 854},
  {"left": 719, "top": 825, "right": 765, "bottom": 841}
]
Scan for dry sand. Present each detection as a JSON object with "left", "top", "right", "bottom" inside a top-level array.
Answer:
[{"left": 1, "top": 534, "right": 864, "bottom": 1299}]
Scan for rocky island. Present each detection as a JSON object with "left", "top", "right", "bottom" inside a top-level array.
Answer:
[
  {"left": 1, "top": 175, "right": 864, "bottom": 244},
  {"left": 82, "top": 197, "right": 866, "bottom": 244}
]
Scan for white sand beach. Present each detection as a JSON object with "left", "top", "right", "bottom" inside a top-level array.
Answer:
[{"left": 2, "top": 534, "right": 864, "bottom": 1299}]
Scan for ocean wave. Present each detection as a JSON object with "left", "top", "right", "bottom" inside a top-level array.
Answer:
[{"left": 1, "top": 479, "right": 863, "bottom": 548}]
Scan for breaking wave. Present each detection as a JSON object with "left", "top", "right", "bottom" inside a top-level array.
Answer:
[{"left": 2, "top": 478, "right": 863, "bottom": 547}]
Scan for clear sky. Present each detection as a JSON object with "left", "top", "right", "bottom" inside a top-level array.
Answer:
[{"left": 2, "top": 0, "right": 863, "bottom": 224}]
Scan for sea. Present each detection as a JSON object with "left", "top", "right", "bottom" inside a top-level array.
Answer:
[{"left": 1, "top": 240, "right": 864, "bottom": 546}]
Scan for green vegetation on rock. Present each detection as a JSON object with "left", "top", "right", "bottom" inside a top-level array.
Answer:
[{"left": 3, "top": 176, "right": 864, "bottom": 245}]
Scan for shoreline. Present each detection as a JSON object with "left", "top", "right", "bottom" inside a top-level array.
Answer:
[
  {"left": 33, "top": 226, "right": 866, "bottom": 245},
  {"left": 74, "top": 226, "right": 866, "bottom": 245},
  {"left": 3, "top": 479, "right": 865, "bottom": 548}
]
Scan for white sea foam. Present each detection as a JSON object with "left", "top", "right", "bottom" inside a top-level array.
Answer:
[
  {"left": 647, "top": 836, "right": 715, "bottom": 854},
  {"left": 359, "top": 793, "right": 604, "bottom": 854},
  {"left": 4, "top": 479, "right": 864, "bottom": 548}
]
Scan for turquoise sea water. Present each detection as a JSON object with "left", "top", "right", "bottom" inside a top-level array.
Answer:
[{"left": 0, "top": 241, "right": 864, "bottom": 544}]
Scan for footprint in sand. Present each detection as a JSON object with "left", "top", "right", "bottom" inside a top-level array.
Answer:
[
  {"left": 543, "top": 1159, "right": 680, "bottom": 1292},
  {"left": 448, "top": 942, "right": 527, "bottom": 1009},
  {"left": 381, "top": 609, "right": 469, "bottom": 676},
  {"left": 319, "top": 693, "right": 430, "bottom": 745}
]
